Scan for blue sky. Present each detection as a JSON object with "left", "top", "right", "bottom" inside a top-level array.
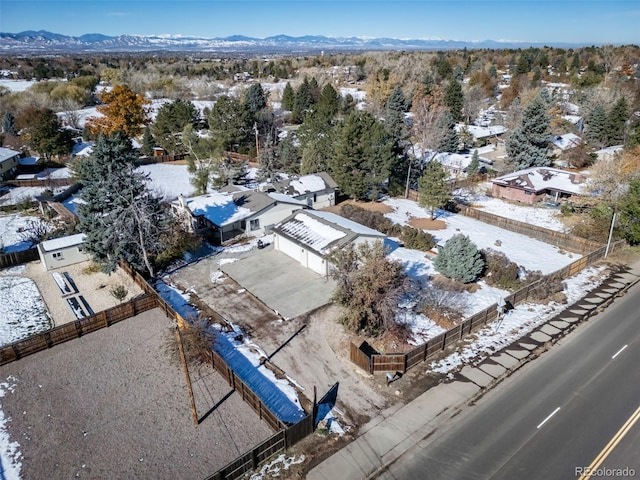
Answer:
[{"left": 1, "top": 0, "right": 637, "bottom": 44}]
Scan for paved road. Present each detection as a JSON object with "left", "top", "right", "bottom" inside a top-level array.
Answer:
[{"left": 377, "top": 280, "right": 640, "bottom": 480}]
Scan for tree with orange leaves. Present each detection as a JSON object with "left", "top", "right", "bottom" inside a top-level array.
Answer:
[{"left": 88, "top": 85, "right": 149, "bottom": 138}]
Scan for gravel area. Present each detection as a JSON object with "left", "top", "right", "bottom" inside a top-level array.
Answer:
[
  {"left": 24, "top": 260, "right": 144, "bottom": 326},
  {"left": 0, "top": 309, "right": 274, "bottom": 480}
]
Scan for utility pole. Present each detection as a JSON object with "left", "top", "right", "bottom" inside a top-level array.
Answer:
[{"left": 253, "top": 122, "right": 259, "bottom": 163}]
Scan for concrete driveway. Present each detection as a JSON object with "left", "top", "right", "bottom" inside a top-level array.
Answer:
[{"left": 221, "top": 245, "right": 335, "bottom": 319}]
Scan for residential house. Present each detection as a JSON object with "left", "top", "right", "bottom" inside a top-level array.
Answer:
[
  {"left": 0, "top": 147, "right": 20, "bottom": 181},
  {"left": 37, "top": 233, "right": 89, "bottom": 271},
  {"left": 595, "top": 145, "right": 623, "bottom": 162},
  {"left": 550, "top": 133, "right": 582, "bottom": 155},
  {"left": 491, "top": 167, "right": 586, "bottom": 204},
  {"left": 432, "top": 147, "right": 493, "bottom": 179},
  {"left": 270, "top": 172, "right": 338, "bottom": 208},
  {"left": 456, "top": 124, "right": 508, "bottom": 144},
  {"left": 272, "top": 210, "right": 386, "bottom": 276},
  {"left": 173, "top": 190, "right": 307, "bottom": 243}
]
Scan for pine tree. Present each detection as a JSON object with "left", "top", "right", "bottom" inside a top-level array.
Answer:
[
  {"left": 444, "top": 80, "right": 464, "bottom": 122},
  {"left": 317, "top": 83, "right": 340, "bottom": 118},
  {"left": 77, "top": 133, "right": 166, "bottom": 278},
  {"left": 152, "top": 99, "right": 198, "bottom": 154},
  {"left": 385, "top": 85, "right": 408, "bottom": 142},
  {"left": 331, "top": 111, "right": 395, "bottom": 200},
  {"left": 418, "top": 160, "right": 451, "bottom": 220},
  {"left": 434, "top": 234, "right": 484, "bottom": 283},
  {"left": 468, "top": 149, "right": 480, "bottom": 176},
  {"left": 585, "top": 104, "right": 608, "bottom": 149},
  {"left": 244, "top": 83, "right": 268, "bottom": 116},
  {"left": 437, "top": 111, "right": 459, "bottom": 153},
  {"left": 505, "top": 94, "right": 552, "bottom": 169},
  {"left": 298, "top": 109, "right": 335, "bottom": 174},
  {"left": 207, "top": 95, "right": 251, "bottom": 151},
  {"left": 141, "top": 126, "right": 155, "bottom": 157},
  {"left": 16, "top": 107, "right": 74, "bottom": 160},
  {"left": 619, "top": 177, "right": 640, "bottom": 245},
  {"left": 606, "top": 97, "right": 628, "bottom": 146},
  {"left": 281, "top": 82, "right": 295, "bottom": 111}
]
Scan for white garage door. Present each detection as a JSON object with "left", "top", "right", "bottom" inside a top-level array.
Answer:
[
  {"left": 307, "top": 252, "right": 326, "bottom": 275},
  {"left": 275, "top": 234, "right": 304, "bottom": 263}
]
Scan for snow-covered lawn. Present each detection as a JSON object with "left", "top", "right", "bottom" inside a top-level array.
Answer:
[
  {"left": 0, "top": 78, "right": 36, "bottom": 92},
  {"left": 137, "top": 164, "right": 195, "bottom": 201},
  {"left": 384, "top": 198, "right": 578, "bottom": 274},
  {"left": 0, "top": 266, "right": 52, "bottom": 346},
  {"left": 0, "top": 187, "right": 49, "bottom": 207},
  {"left": 0, "top": 214, "right": 42, "bottom": 253},
  {"left": 456, "top": 186, "right": 566, "bottom": 232},
  {"left": 428, "top": 266, "right": 606, "bottom": 375}
]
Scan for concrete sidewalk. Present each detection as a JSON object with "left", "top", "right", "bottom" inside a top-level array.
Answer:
[{"left": 308, "top": 259, "right": 640, "bottom": 480}]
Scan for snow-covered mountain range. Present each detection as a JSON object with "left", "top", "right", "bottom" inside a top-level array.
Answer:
[{"left": 0, "top": 30, "right": 584, "bottom": 54}]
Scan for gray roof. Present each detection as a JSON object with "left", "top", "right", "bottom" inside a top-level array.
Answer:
[
  {"left": 271, "top": 172, "right": 338, "bottom": 197},
  {"left": 0, "top": 147, "right": 20, "bottom": 164},
  {"left": 273, "top": 210, "right": 385, "bottom": 256}
]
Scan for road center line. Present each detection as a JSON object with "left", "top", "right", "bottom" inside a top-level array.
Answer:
[
  {"left": 578, "top": 405, "right": 640, "bottom": 480},
  {"left": 537, "top": 407, "right": 561, "bottom": 429},
  {"left": 611, "top": 344, "right": 628, "bottom": 359}
]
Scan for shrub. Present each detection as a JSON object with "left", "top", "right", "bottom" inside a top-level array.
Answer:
[
  {"left": 434, "top": 234, "right": 485, "bottom": 283},
  {"left": 400, "top": 226, "right": 436, "bottom": 251},
  {"left": 109, "top": 284, "right": 128, "bottom": 303},
  {"left": 339, "top": 204, "right": 400, "bottom": 235},
  {"left": 417, "top": 288, "right": 467, "bottom": 329},
  {"left": 481, "top": 249, "right": 522, "bottom": 290}
]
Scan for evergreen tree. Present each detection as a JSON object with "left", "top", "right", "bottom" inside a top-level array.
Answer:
[
  {"left": 281, "top": 82, "right": 295, "bottom": 111},
  {"left": 207, "top": 96, "right": 251, "bottom": 151},
  {"left": 585, "top": 104, "right": 608, "bottom": 149},
  {"left": 468, "top": 149, "right": 480, "bottom": 176},
  {"left": 243, "top": 83, "right": 268, "bottom": 116},
  {"left": 298, "top": 109, "right": 335, "bottom": 174},
  {"left": 606, "top": 97, "right": 628, "bottom": 146},
  {"left": 2, "top": 112, "right": 16, "bottom": 135},
  {"left": 292, "top": 77, "right": 314, "bottom": 123},
  {"left": 418, "top": 160, "right": 451, "bottom": 220},
  {"left": 444, "top": 80, "right": 464, "bottom": 122},
  {"left": 385, "top": 85, "right": 408, "bottom": 142},
  {"left": 505, "top": 94, "right": 552, "bottom": 169},
  {"left": 152, "top": 99, "right": 198, "bottom": 154},
  {"left": 331, "top": 111, "right": 395, "bottom": 200},
  {"left": 77, "top": 133, "right": 166, "bottom": 278},
  {"left": 317, "top": 83, "right": 340, "bottom": 118},
  {"left": 618, "top": 177, "right": 640, "bottom": 245},
  {"left": 436, "top": 111, "right": 459, "bottom": 153},
  {"left": 141, "top": 126, "right": 155, "bottom": 157},
  {"left": 16, "top": 107, "right": 74, "bottom": 160},
  {"left": 277, "top": 136, "right": 301, "bottom": 173},
  {"left": 434, "top": 234, "right": 485, "bottom": 283}
]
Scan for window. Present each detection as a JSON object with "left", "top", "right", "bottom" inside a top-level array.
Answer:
[
  {"left": 250, "top": 219, "right": 260, "bottom": 231},
  {"left": 53, "top": 252, "right": 62, "bottom": 259}
]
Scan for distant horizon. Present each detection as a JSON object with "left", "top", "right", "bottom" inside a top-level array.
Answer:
[{"left": 1, "top": 1, "right": 638, "bottom": 45}]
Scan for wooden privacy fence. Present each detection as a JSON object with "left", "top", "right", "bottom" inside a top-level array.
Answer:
[
  {"left": 0, "top": 293, "right": 157, "bottom": 365},
  {"left": 351, "top": 239, "right": 626, "bottom": 375},
  {"left": 0, "top": 247, "right": 39, "bottom": 268},
  {"left": 206, "top": 414, "right": 314, "bottom": 480},
  {"left": 118, "top": 261, "right": 319, "bottom": 480},
  {"left": 456, "top": 205, "right": 602, "bottom": 254},
  {"left": 5, "top": 177, "right": 75, "bottom": 188},
  {"left": 135, "top": 154, "right": 187, "bottom": 166}
]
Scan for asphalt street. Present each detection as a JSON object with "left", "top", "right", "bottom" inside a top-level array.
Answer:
[{"left": 376, "top": 280, "right": 640, "bottom": 480}]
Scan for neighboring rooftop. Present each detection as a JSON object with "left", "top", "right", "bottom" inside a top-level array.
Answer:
[
  {"left": 551, "top": 133, "right": 582, "bottom": 151},
  {"left": 272, "top": 172, "right": 338, "bottom": 196},
  {"left": 492, "top": 167, "right": 586, "bottom": 195},
  {"left": 0, "top": 147, "right": 20, "bottom": 163}
]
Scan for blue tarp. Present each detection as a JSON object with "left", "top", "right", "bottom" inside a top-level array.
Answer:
[{"left": 213, "top": 334, "right": 306, "bottom": 425}]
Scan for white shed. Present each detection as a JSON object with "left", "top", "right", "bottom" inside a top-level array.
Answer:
[
  {"left": 38, "top": 234, "right": 89, "bottom": 271},
  {"left": 272, "top": 210, "right": 386, "bottom": 276}
]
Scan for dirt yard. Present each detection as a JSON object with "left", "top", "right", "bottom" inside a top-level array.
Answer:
[
  {"left": 409, "top": 216, "right": 447, "bottom": 230},
  {"left": 0, "top": 308, "right": 274, "bottom": 480},
  {"left": 322, "top": 199, "right": 393, "bottom": 214},
  {"left": 23, "top": 259, "right": 144, "bottom": 326}
]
